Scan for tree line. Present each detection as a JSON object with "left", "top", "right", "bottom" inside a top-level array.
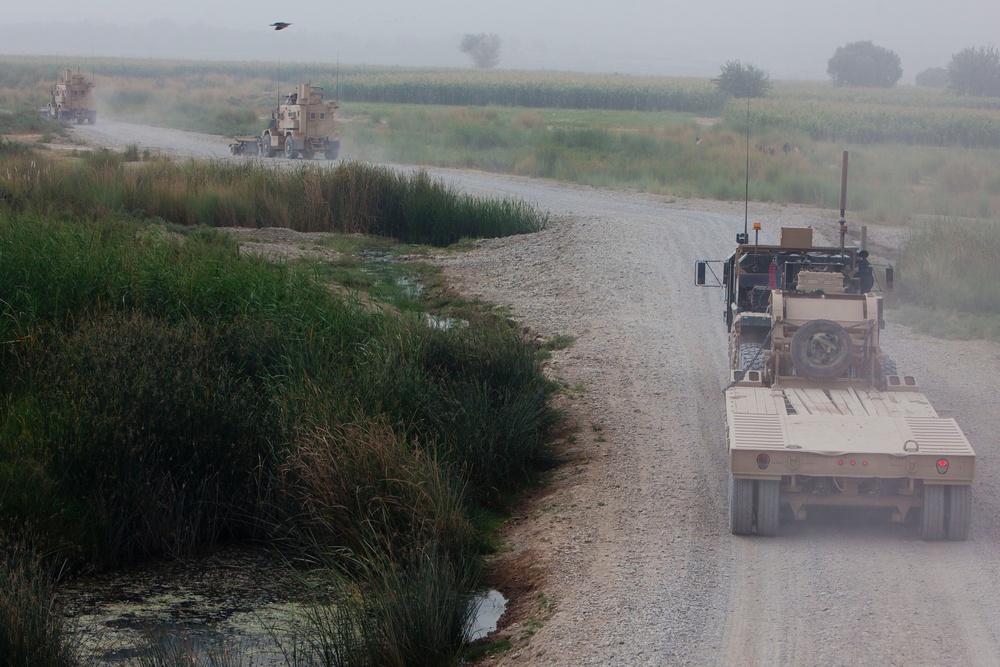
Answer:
[{"left": 712, "top": 42, "right": 1000, "bottom": 98}]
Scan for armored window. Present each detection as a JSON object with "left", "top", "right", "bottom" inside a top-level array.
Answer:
[
  {"left": 310, "top": 112, "right": 316, "bottom": 120},
  {"left": 320, "top": 113, "right": 326, "bottom": 120}
]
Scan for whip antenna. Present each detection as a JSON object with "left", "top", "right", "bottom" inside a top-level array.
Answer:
[{"left": 744, "top": 91, "right": 750, "bottom": 240}]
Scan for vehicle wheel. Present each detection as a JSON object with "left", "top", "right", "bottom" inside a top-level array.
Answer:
[
  {"left": 790, "top": 319, "right": 853, "bottom": 380},
  {"left": 738, "top": 343, "right": 766, "bottom": 373},
  {"left": 284, "top": 135, "right": 298, "bottom": 159},
  {"left": 730, "top": 475, "right": 754, "bottom": 535},
  {"left": 325, "top": 140, "right": 340, "bottom": 160},
  {"left": 261, "top": 133, "right": 275, "bottom": 158},
  {"left": 878, "top": 356, "right": 899, "bottom": 390},
  {"left": 946, "top": 485, "right": 972, "bottom": 541},
  {"left": 756, "top": 479, "right": 781, "bottom": 536},
  {"left": 920, "top": 484, "right": 946, "bottom": 540}
]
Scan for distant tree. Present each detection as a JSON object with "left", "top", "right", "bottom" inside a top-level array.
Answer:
[
  {"left": 460, "top": 33, "right": 501, "bottom": 69},
  {"left": 915, "top": 67, "right": 949, "bottom": 89},
  {"left": 711, "top": 60, "right": 772, "bottom": 98},
  {"left": 946, "top": 46, "right": 1000, "bottom": 96},
  {"left": 827, "top": 40, "right": 902, "bottom": 87}
]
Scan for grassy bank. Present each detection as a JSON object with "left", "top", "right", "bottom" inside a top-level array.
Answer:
[{"left": 0, "top": 146, "right": 558, "bottom": 663}]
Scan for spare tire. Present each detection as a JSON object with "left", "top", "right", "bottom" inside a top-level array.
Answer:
[{"left": 790, "top": 319, "right": 853, "bottom": 380}]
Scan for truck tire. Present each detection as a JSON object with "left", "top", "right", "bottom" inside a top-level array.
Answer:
[
  {"left": 730, "top": 475, "right": 754, "bottom": 535},
  {"left": 262, "top": 133, "right": 275, "bottom": 158},
  {"left": 738, "top": 343, "right": 766, "bottom": 373},
  {"left": 946, "top": 485, "right": 972, "bottom": 541},
  {"left": 756, "top": 479, "right": 781, "bottom": 536},
  {"left": 284, "top": 135, "right": 298, "bottom": 159},
  {"left": 790, "top": 319, "right": 853, "bottom": 380},
  {"left": 920, "top": 484, "right": 946, "bottom": 540},
  {"left": 879, "top": 356, "right": 899, "bottom": 390},
  {"left": 325, "top": 141, "right": 340, "bottom": 160}
]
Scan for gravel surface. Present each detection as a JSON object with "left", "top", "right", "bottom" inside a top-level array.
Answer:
[{"left": 69, "top": 122, "right": 1000, "bottom": 666}]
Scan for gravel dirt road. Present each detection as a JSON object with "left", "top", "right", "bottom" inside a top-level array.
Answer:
[{"left": 70, "top": 122, "right": 1000, "bottom": 666}]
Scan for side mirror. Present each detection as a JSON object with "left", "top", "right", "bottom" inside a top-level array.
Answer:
[
  {"left": 736, "top": 232, "right": 749, "bottom": 244},
  {"left": 884, "top": 266, "right": 894, "bottom": 291},
  {"left": 696, "top": 261, "right": 707, "bottom": 286}
]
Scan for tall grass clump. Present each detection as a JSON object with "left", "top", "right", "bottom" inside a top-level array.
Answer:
[
  {"left": 303, "top": 542, "right": 480, "bottom": 667},
  {"left": 0, "top": 545, "right": 77, "bottom": 667},
  {"left": 285, "top": 421, "right": 481, "bottom": 667},
  {"left": 351, "top": 320, "right": 559, "bottom": 502},
  {"left": 285, "top": 421, "right": 476, "bottom": 564}
]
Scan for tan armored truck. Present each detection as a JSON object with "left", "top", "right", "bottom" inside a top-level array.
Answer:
[
  {"left": 695, "top": 161, "right": 974, "bottom": 541},
  {"left": 249, "top": 83, "right": 340, "bottom": 160},
  {"left": 41, "top": 68, "right": 97, "bottom": 124}
]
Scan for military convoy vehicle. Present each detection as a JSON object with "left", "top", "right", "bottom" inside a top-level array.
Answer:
[
  {"left": 696, "top": 152, "right": 974, "bottom": 540},
  {"left": 230, "top": 83, "right": 340, "bottom": 160},
  {"left": 40, "top": 68, "right": 97, "bottom": 124}
]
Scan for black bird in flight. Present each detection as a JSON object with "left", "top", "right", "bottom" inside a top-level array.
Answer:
[{"left": 271, "top": 22, "right": 292, "bottom": 30}]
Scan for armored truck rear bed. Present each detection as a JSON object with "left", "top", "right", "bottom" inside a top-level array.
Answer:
[{"left": 726, "top": 376, "right": 975, "bottom": 539}]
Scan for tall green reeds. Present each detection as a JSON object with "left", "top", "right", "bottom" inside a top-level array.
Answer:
[
  {"left": 0, "top": 201, "right": 556, "bottom": 660},
  {"left": 0, "top": 151, "right": 547, "bottom": 244}
]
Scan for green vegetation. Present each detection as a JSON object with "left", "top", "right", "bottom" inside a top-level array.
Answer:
[
  {"left": 0, "top": 145, "right": 557, "bottom": 663},
  {"left": 893, "top": 221, "right": 1000, "bottom": 340},
  {"left": 0, "top": 143, "right": 546, "bottom": 244},
  {"left": 0, "top": 547, "right": 77, "bottom": 667},
  {"left": 0, "top": 93, "right": 62, "bottom": 135}
]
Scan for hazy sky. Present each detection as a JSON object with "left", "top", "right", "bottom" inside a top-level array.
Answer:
[{"left": 4, "top": 0, "right": 999, "bottom": 80}]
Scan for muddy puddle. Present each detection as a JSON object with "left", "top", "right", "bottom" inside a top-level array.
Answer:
[
  {"left": 59, "top": 544, "right": 505, "bottom": 664},
  {"left": 58, "top": 545, "right": 312, "bottom": 664}
]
